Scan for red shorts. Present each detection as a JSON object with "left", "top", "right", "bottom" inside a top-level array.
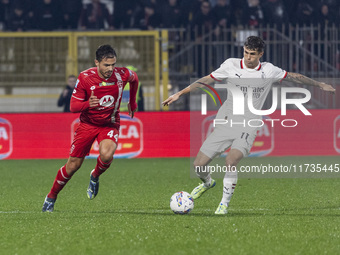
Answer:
[{"left": 70, "top": 122, "right": 119, "bottom": 158}]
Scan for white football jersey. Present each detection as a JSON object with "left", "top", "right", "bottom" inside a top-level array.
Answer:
[{"left": 210, "top": 58, "right": 287, "bottom": 121}]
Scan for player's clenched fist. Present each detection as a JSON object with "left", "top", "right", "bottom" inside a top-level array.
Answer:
[{"left": 89, "top": 91, "right": 99, "bottom": 108}]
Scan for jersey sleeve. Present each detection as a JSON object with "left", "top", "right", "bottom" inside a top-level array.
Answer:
[
  {"left": 210, "top": 59, "right": 231, "bottom": 81},
  {"left": 125, "top": 68, "right": 139, "bottom": 111},
  {"left": 268, "top": 64, "right": 287, "bottom": 83},
  {"left": 70, "top": 75, "right": 90, "bottom": 112},
  {"left": 72, "top": 77, "right": 86, "bottom": 101}
]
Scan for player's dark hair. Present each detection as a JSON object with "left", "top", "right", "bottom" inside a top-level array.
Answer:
[
  {"left": 96, "top": 44, "right": 117, "bottom": 62},
  {"left": 244, "top": 36, "right": 265, "bottom": 53}
]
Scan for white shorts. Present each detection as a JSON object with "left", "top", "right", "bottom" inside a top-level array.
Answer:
[{"left": 200, "top": 125, "right": 257, "bottom": 159}]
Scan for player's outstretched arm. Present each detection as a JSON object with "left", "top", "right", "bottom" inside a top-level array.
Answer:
[
  {"left": 162, "top": 75, "right": 214, "bottom": 106},
  {"left": 286, "top": 72, "right": 336, "bottom": 94}
]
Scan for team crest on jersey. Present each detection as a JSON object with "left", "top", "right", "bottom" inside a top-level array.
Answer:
[
  {"left": 90, "top": 86, "right": 95, "bottom": 90},
  {"left": 99, "top": 95, "right": 115, "bottom": 107}
]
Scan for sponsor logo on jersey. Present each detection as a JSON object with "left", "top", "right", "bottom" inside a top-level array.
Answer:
[
  {"left": 99, "top": 95, "right": 115, "bottom": 107},
  {"left": 202, "top": 115, "right": 274, "bottom": 157},
  {"left": 99, "top": 82, "right": 116, "bottom": 86},
  {"left": 90, "top": 86, "right": 95, "bottom": 90},
  {"left": 0, "top": 118, "right": 13, "bottom": 160},
  {"left": 71, "top": 115, "right": 143, "bottom": 158},
  {"left": 334, "top": 115, "right": 340, "bottom": 153}
]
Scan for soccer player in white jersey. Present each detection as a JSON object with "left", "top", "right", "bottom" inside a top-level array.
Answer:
[{"left": 162, "top": 36, "right": 335, "bottom": 215}]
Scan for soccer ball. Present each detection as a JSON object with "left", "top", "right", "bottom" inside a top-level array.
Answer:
[{"left": 170, "top": 191, "right": 194, "bottom": 214}]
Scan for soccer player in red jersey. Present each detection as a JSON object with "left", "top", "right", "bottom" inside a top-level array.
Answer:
[{"left": 42, "top": 45, "right": 139, "bottom": 212}]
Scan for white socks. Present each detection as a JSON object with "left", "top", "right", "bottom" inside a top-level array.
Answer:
[{"left": 221, "top": 170, "right": 238, "bottom": 207}]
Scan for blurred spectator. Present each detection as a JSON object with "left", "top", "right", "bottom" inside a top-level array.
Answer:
[
  {"left": 57, "top": 75, "right": 77, "bottom": 112},
  {"left": 191, "top": 0, "right": 216, "bottom": 38},
  {"left": 241, "top": 0, "right": 264, "bottom": 28},
  {"left": 134, "top": 2, "right": 161, "bottom": 30},
  {"left": 160, "top": 0, "right": 181, "bottom": 28},
  {"left": 211, "top": 0, "right": 232, "bottom": 29},
  {"left": 283, "top": 0, "right": 300, "bottom": 21},
  {"left": 191, "top": 0, "right": 216, "bottom": 76},
  {"left": 0, "top": 0, "right": 12, "bottom": 30},
  {"left": 35, "top": 0, "right": 63, "bottom": 31},
  {"left": 179, "top": 0, "right": 202, "bottom": 27},
  {"left": 294, "top": 1, "right": 314, "bottom": 26},
  {"left": 81, "top": 0, "right": 113, "bottom": 30},
  {"left": 112, "top": 0, "right": 138, "bottom": 29},
  {"left": 7, "top": 4, "right": 27, "bottom": 31},
  {"left": 61, "top": 0, "right": 82, "bottom": 29},
  {"left": 318, "top": 4, "right": 336, "bottom": 27},
  {"left": 262, "top": 0, "right": 289, "bottom": 26},
  {"left": 23, "top": 0, "right": 38, "bottom": 30},
  {"left": 229, "top": 0, "right": 248, "bottom": 26}
]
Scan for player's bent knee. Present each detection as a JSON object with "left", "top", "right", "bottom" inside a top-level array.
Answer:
[
  {"left": 99, "top": 140, "right": 116, "bottom": 161},
  {"left": 99, "top": 147, "right": 115, "bottom": 162},
  {"left": 100, "top": 154, "right": 113, "bottom": 164},
  {"left": 193, "top": 151, "right": 212, "bottom": 167},
  {"left": 66, "top": 157, "right": 84, "bottom": 175},
  {"left": 193, "top": 158, "right": 207, "bottom": 168}
]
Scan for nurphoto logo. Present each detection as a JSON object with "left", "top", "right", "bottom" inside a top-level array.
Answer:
[{"left": 199, "top": 83, "right": 312, "bottom": 128}]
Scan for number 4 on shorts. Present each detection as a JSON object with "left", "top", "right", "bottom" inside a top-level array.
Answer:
[
  {"left": 107, "top": 130, "right": 114, "bottom": 138},
  {"left": 107, "top": 130, "right": 118, "bottom": 142}
]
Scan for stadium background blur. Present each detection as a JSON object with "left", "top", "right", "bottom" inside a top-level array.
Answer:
[
  {"left": 0, "top": 0, "right": 339, "bottom": 159},
  {"left": 1, "top": 2, "right": 340, "bottom": 254}
]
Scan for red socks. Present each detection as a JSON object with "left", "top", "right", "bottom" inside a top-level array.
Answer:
[
  {"left": 47, "top": 157, "right": 112, "bottom": 199},
  {"left": 91, "top": 156, "right": 113, "bottom": 179},
  {"left": 47, "top": 165, "right": 71, "bottom": 199}
]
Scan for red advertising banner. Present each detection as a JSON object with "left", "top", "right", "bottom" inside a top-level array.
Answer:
[
  {"left": 191, "top": 109, "right": 340, "bottom": 157},
  {"left": 0, "top": 112, "right": 190, "bottom": 159},
  {"left": 0, "top": 110, "right": 339, "bottom": 159}
]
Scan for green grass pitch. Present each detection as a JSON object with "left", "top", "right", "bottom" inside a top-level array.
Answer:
[{"left": 1, "top": 157, "right": 340, "bottom": 255}]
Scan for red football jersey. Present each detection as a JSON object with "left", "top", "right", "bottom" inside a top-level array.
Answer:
[{"left": 71, "top": 67, "right": 137, "bottom": 127}]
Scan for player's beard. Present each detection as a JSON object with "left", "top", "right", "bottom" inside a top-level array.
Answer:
[{"left": 101, "top": 70, "right": 113, "bottom": 79}]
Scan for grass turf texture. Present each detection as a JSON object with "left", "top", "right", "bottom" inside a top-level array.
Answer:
[{"left": 1, "top": 157, "right": 340, "bottom": 255}]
